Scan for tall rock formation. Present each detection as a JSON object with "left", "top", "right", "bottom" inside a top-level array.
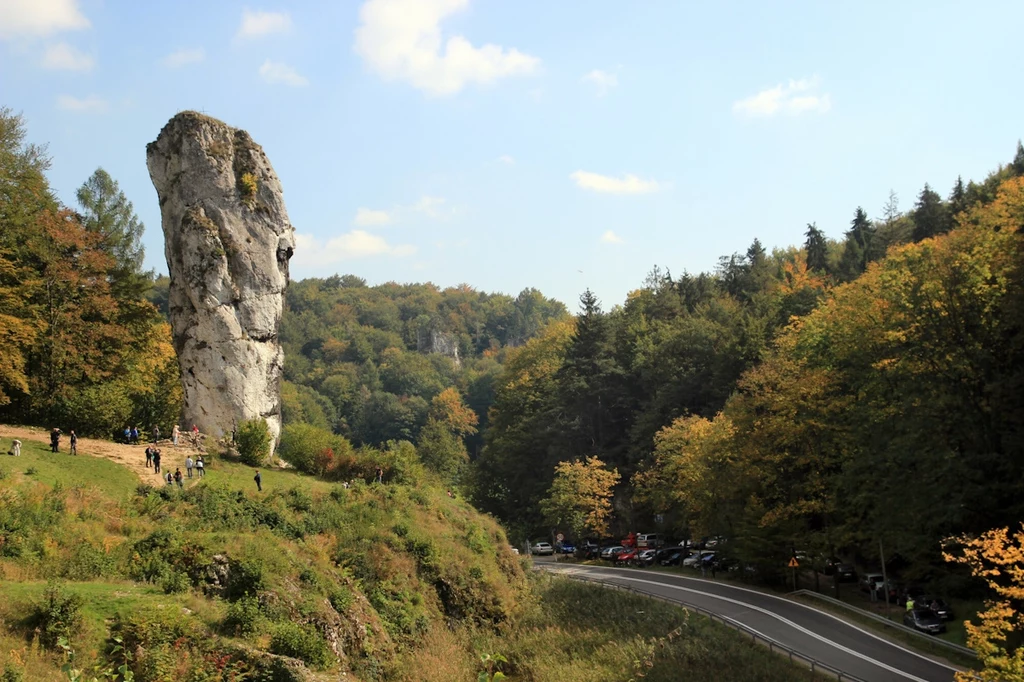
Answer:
[{"left": 146, "top": 112, "right": 295, "bottom": 450}]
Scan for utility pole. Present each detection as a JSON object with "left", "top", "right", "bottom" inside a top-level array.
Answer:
[{"left": 879, "top": 538, "right": 891, "bottom": 621}]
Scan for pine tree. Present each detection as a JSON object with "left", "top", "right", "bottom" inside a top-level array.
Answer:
[
  {"left": 804, "top": 223, "right": 828, "bottom": 273},
  {"left": 948, "top": 176, "right": 967, "bottom": 222},
  {"left": 911, "top": 183, "right": 950, "bottom": 241},
  {"left": 76, "top": 168, "right": 150, "bottom": 301},
  {"left": 838, "top": 207, "right": 874, "bottom": 280},
  {"left": 1012, "top": 140, "right": 1024, "bottom": 176}
]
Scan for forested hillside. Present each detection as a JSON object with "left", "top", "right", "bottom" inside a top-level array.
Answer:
[{"left": 474, "top": 144, "right": 1024, "bottom": 581}]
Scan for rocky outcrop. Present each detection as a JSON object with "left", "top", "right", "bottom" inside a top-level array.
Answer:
[
  {"left": 416, "top": 327, "right": 461, "bottom": 366},
  {"left": 146, "top": 111, "right": 294, "bottom": 451}
]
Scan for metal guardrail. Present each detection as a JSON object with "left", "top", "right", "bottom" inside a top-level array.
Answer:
[
  {"left": 790, "top": 590, "right": 976, "bottom": 659},
  {"left": 552, "top": 571, "right": 869, "bottom": 682}
]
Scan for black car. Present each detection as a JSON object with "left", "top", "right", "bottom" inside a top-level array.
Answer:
[
  {"left": 917, "top": 596, "right": 953, "bottom": 620},
  {"left": 834, "top": 563, "right": 857, "bottom": 582},
  {"left": 659, "top": 550, "right": 684, "bottom": 566},
  {"left": 903, "top": 608, "right": 946, "bottom": 634}
]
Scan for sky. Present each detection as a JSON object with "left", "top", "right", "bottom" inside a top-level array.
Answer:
[{"left": 1, "top": 0, "right": 1022, "bottom": 309}]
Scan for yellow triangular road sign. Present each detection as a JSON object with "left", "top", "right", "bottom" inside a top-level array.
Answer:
[{"left": 788, "top": 557, "right": 799, "bottom": 568}]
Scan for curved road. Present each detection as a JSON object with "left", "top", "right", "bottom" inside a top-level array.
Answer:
[{"left": 535, "top": 557, "right": 959, "bottom": 682}]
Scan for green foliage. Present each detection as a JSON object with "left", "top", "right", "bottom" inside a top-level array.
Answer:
[
  {"left": 269, "top": 622, "right": 332, "bottom": 669},
  {"left": 236, "top": 418, "right": 271, "bottom": 467},
  {"left": 224, "top": 596, "right": 264, "bottom": 636},
  {"left": 1, "top": 663, "right": 24, "bottom": 682},
  {"left": 31, "top": 582, "right": 83, "bottom": 649}
]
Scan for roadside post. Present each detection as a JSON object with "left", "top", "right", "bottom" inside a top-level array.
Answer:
[{"left": 788, "top": 556, "right": 799, "bottom": 591}]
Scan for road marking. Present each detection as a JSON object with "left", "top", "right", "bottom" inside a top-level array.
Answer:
[
  {"left": 552, "top": 564, "right": 960, "bottom": 673},
  {"left": 545, "top": 566, "right": 947, "bottom": 682}
]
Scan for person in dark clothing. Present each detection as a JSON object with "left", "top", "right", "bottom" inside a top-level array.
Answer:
[
  {"left": 145, "top": 446, "right": 153, "bottom": 468},
  {"left": 174, "top": 468, "right": 183, "bottom": 488},
  {"left": 196, "top": 456, "right": 205, "bottom": 477},
  {"left": 50, "top": 428, "right": 61, "bottom": 453},
  {"left": 152, "top": 425, "right": 160, "bottom": 444},
  {"left": 153, "top": 449, "right": 161, "bottom": 473},
  {"left": 165, "top": 472, "right": 173, "bottom": 485},
  {"left": 254, "top": 471, "right": 262, "bottom": 492},
  {"left": 69, "top": 430, "right": 77, "bottom": 456}
]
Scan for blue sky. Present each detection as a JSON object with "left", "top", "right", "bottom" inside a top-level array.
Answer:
[{"left": 1, "top": 0, "right": 1022, "bottom": 309}]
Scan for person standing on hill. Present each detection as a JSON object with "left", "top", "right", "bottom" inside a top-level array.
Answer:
[
  {"left": 165, "top": 471, "right": 173, "bottom": 486},
  {"left": 123, "top": 426, "right": 131, "bottom": 444},
  {"left": 69, "top": 430, "right": 78, "bottom": 456},
  {"left": 10, "top": 439, "right": 21, "bottom": 456},
  {"left": 254, "top": 470, "right": 262, "bottom": 492},
  {"left": 130, "top": 426, "right": 139, "bottom": 444},
  {"left": 174, "top": 468, "right": 183, "bottom": 488},
  {"left": 153, "top": 449, "right": 161, "bottom": 474},
  {"left": 50, "top": 428, "right": 61, "bottom": 453},
  {"left": 375, "top": 466, "right": 383, "bottom": 483},
  {"left": 172, "top": 424, "right": 180, "bottom": 447},
  {"left": 196, "top": 455, "right": 205, "bottom": 477},
  {"left": 152, "top": 425, "right": 160, "bottom": 444},
  {"left": 145, "top": 446, "right": 153, "bottom": 468},
  {"left": 185, "top": 455, "right": 194, "bottom": 478}
]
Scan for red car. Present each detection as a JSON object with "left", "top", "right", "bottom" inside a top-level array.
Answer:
[{"left": 614, "top": 549, "right": 638, "bottom": 564}]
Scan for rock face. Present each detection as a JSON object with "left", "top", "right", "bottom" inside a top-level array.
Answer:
[
  {"left": 146, "top": 112, "right": 294, "bottom": 451},
  {"left": 416, "top": 327, "right": 461, "bottom": 366}
]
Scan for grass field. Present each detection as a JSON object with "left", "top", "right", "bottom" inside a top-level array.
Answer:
[{"left": 0, "top": 438, "right": 138, "bottom": 498}]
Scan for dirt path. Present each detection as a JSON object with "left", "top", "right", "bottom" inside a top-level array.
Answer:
[{"left": 0, "top": 424, "right": 204, "bottom": 485}]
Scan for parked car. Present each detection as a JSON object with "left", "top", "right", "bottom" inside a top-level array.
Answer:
[
  {"left": 659, "top": 550, "right": 684, "bottom": 566},
  {"left": 557, "top": 542, "right": 576, "bottom": 554},
  {"left": 531, "top": 542, "right": 554, "bottom": 556},
  {"left": 683, "top": 551, "right": 714, "bottom": 568},
  {"left": 637, "top": 534, "right": 664, "bottom": 549},
  {"left": 903, "top": 608, "right": 946, "bottom": 634},
  {"left": 509, "top": 546, "right": 520, "bottom": 555},
  {"left": 600, "top": 545, "right": 626, "bottom": 560},
  {"left": 834, "top": 563, "right": 857, "bottom": 582},
  {"left": 576, "top": 543, "right": 601, "bottom": 560},
  {"left": 634, "top": 549, "right": 658, "bottom": 567},
  {"left": 917, "top": 596, "right": 953, "bottom": 620},
  {"left": 860, "top": 573, "right": 884, "bottom": 593},
  {"left": 614, "top": 549, "right": 638, "bottom": 565}
]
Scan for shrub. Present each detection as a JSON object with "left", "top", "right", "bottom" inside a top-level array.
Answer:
[
  {"left": 236, "top": 418, "right": 271, "bottom": 467},
  {"left": 224, "top": 596, "right": 263, "bottom": 636},
  {"left": 269, "top": 622, "right": 332, "bottom": 669},
  {"left": 1, "top": 663, "right": 24, "bottom": 682},
  {"left": 32, "top": 582, "right": 83, "bottom": 649},
  {"left": 278, "top": 423, "right": 349, "bottom": 476},
  {"left": 226, "top": 557, "right": 267, "bottom": 601},
  {"left": 239, "top": 172, "right": 258, "bottom": 200},
  {"left": 329, "top": 587, "right": 353, "bottom": 613},
  {"left": 161, "top": 570, "right": 190, "bottom": 594}
]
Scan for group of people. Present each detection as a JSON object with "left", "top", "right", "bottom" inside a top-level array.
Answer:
[
  {"left": 48, "top": 428, "right": 78, "bottom": 455},
  {"left": 148, "top": 444, "right": 204, "bottom": 480}
]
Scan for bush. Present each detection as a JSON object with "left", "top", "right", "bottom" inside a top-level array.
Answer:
[
  {"left": 278, "top": 423, "right": 350, "bottom": 476},
  {"left": 226, "top": 557, "right": 267, "bottom": 601},
  {"left": 1, "top": 663, "right": 24, "bottom": 682},
  {"left": 32, "top": 582, "right": 83, "bottom": 649},
  {"left": 224, "top": 596, "right": 263, "bottom": 636},
  {"left": 269, "top": 622, "right": 332, "bottom": 669},
  {"left": 161, "top": 570, "right": 191, "bottom": 594},
  {"left": 236, "top": 418, "right": 271, "bottom": 467}
]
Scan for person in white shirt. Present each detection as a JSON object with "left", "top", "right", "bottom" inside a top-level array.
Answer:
[{"left": 185, "top": 455, "right": 194, "bottom": 478}]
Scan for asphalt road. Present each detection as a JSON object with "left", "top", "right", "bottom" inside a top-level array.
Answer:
[{"left": 535, "top": 556, "right": 959, "bottom": 682}]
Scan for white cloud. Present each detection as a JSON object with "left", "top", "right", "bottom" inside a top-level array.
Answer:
[
  {"left": 412, "top": 195, "right": 448, "bottom": 218},
  {"left": 0, "top": 0, "right": 89, "bottom": 40},
  {"left": 56, "top": 94, "right": 107, "bottom": 112},
  {"left": 497, "top": 154, "right": 515, "bottom": 165},
  {"left": 570, "top": 170, "right": 661, "bottom": 195},
  {"left": 582, "top": 69, "right": 618, "bottom": 96},
  {"left": 354, "top": 0, "right": 540, "bottom": 95},
  {"left": 600, "top": 230, "right": 624, "bottom": 244},
  {"left": 258, "top": 60, "right": 308, "bottom": 86},
  {"left": 292, "top": 230, "right": 416, "bottom": 267},
  {"left": 353, "top": 207, "right": 393, "bottom": 226},
  {"left": 162, "top": 47, "right": 205, "bottom": 68},
  {"left": 41, "top": 41, "right": 93, "bottom": 71},
  {"left": 236, "top": 9, "right": 292, "bottom": 40},
  {"left": 733, "top": 77, "right": 831, "bottom": 117}
]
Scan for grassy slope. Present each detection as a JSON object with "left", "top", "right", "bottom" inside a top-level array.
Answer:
[{"left": 0, "top": 446, "right": 814, "bottom": 682}]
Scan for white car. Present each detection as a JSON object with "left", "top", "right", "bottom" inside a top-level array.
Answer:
[{"left": 531, "top": 542, "right": 554, "bottom": 556}]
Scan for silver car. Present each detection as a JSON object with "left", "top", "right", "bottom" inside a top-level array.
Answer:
[{"left": 531, "top": 542, "right": 554, "bottom": 556}]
